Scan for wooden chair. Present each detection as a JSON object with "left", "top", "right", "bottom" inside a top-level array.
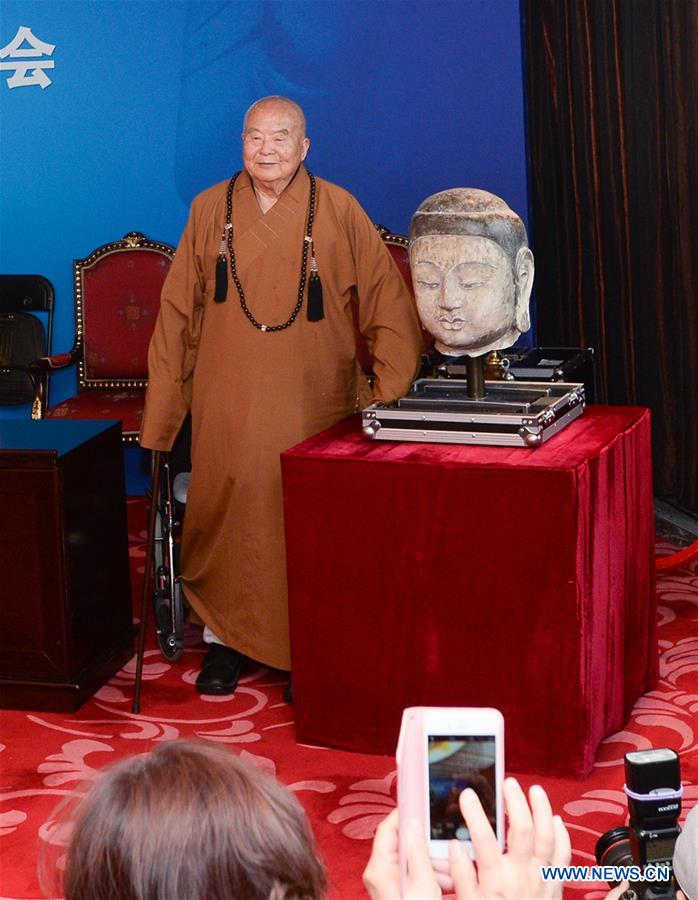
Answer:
[{"left": 31, "top": 232, "right": 174, "bottom": 444}]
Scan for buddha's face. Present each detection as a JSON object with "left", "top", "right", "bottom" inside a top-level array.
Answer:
[{"left": 410, "top": 234, "right": 532, "bottom": 357}]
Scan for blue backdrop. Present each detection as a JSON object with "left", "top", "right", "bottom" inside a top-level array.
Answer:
[{"left": 1, "top": 0, "right": 528, "bottom": 481}]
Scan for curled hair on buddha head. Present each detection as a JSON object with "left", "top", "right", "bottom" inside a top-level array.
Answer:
[
  {"left": 409, "top": 188, "right": 530, "bottom": 275},
  {"left": 41, "top": 740, "right": 327, "bottom": 900},
  {"left": 409, "top": 188, "right": 534, "bottom": 342}
]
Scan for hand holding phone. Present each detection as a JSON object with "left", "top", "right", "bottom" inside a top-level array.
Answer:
[
  {"left": 364, "top": 770, "right": 572, "bottom": 900},
  {"left": 396, "top": 706, "right": 505, "bottom": 886},
  {"left": 363, "top": 809, "right": 442, "bottom": 900},
  {"left": 449, "top": 778, "right": 571, "bottom": 899}
]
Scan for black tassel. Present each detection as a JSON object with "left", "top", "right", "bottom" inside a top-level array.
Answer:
[
  {"left": 214, "top": 254, "right": 228, "bottom": 302},
  {"left": 307, "top": 271, "right": 324, "bottom": 321}
]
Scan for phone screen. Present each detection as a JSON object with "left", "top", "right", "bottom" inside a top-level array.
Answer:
[{"left": 427, "top": 735, "right": 497, "bottom": 841}]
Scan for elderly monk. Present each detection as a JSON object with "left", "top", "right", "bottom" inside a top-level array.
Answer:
[{"left": 140, "top": 96, "right": 422, "bottom": 695}]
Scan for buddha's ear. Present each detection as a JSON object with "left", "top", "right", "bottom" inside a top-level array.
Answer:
[{"left": 514, "top": 247, "right": 534, "bottom": 332}]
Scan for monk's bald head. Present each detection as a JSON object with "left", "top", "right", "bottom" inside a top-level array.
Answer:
[{"left": 243, "top": 96, "right": 307, "bottom": 139}]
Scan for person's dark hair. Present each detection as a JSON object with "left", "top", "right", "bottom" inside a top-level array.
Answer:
[{"left": 43, "top": 740, "right": 326, "bottom": 900}]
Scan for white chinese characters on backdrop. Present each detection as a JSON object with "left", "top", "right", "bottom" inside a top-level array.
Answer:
[{"left": 0, "top": 26, "right": 55, "bottom": 89}]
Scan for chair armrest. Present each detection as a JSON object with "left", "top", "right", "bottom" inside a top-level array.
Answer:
[
  {"left": 28, "top": 343, "right": 82, "bottom": 419},
  {"left": 31, "top": 347, "right": 80, "bottom": 372}
]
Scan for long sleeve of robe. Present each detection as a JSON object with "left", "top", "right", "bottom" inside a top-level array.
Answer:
[{"left": 140, "top": 168, "right": 422, "bottom": 669}]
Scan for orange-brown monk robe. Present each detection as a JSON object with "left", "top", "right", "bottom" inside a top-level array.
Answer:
[{"left": 140, "top": 166, "right": 422, "bottom": 669}]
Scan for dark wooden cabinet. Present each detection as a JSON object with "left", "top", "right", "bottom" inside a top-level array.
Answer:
[{"left": 0, "top": 420, "right": 133, "bottom": 711}]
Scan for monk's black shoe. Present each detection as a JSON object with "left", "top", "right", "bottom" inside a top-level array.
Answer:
[{"left": 195, "top": 644, "right": 246, "bottom": 695}]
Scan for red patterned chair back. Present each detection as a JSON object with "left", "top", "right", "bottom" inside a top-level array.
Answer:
[
  {"left": 378, "top": 227, "right": 413, "bottom": 291},
  {"left": 76, "top": 232, "right": 174, "bottom": 388},
  {"left": 355, "top": 227, "right": 431, "bottom": 378},
  {"left": 34, "top": 232, "right": 175, "bottom": 443}
]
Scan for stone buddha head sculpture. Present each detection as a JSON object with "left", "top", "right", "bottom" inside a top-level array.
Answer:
[{"left": 408, "top": 188, "right": 534, "bottom": 357}]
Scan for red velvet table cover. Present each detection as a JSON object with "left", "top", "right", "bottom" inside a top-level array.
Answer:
[{"left": 281, "top": 406, "right": 656, "bottom": 778}]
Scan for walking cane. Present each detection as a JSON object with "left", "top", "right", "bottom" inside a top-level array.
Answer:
[{"left": 132, "top": 450, "right": 163, "bottom": 714}]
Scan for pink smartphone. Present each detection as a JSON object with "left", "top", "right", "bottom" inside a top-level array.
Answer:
[{"left": 396, "top": 707, "right": 504, "bottom": 883}]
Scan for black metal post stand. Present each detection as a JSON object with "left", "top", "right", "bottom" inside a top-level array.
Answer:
[{"left": 466, "top": 354, "right": 486, "bottom": 400}]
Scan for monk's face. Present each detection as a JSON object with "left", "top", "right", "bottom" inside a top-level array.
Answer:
[
  {"left": 410, "top": 234, "right": 527, "bottom": 356},
  {"left": 242, "top": 101, "right": 309, "bottom": 195}
]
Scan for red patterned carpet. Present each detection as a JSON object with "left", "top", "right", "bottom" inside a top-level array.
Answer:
[{"left": 1, "top": 498, "right": 697, "bottom": 899}]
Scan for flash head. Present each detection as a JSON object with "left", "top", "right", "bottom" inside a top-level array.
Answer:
[{"left": 625, "top": 749, "right": 681, "bottom": 796}]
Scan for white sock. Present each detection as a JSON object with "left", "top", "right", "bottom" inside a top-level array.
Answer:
[{"left": 203, "top": 625, "right": 228, "bottom": 647}]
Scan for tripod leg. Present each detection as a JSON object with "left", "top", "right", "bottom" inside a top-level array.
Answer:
[{"left": 131, "top": 451, "right": 163, "bottom": 714}]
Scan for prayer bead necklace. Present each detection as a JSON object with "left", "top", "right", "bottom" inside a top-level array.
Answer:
[{"left": 221, "top": 169, "right": 319, "bottom": 332}]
